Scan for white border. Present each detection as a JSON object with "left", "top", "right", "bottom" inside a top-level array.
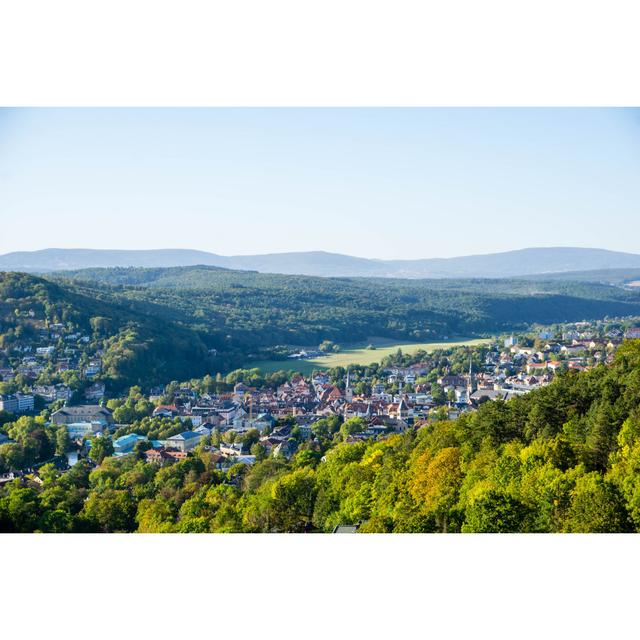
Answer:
[
  {"left": 2, "top": 1, "right": 639, "bottom": 637},
  {"left": 1, "top": 0, "right": 640, "bottom": 106},
  {"left": 2, "top": 533, "right": 638, "bottom": 638}
]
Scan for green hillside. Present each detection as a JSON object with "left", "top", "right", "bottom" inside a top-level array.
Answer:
[
  {"left": 53, "top": 265, "right": 640, "bottom": 351},
  {"left": 0, "top": 272, "right": 217, "bottom": 390}
]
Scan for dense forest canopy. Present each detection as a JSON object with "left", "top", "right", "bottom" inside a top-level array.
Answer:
[{"left": 54, "top": 265, "right": 640, "bottom": 343}]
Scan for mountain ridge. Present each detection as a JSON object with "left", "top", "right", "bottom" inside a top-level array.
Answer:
[{"left": 2, "top": 246, "right": 640, "bottom": 279}]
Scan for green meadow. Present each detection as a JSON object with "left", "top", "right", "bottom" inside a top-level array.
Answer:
[{"left": 246, "top": 337, "right": 492, "bottom": 375}]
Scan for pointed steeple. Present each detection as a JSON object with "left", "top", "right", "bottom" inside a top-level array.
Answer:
[
  {"left": 467, "top": 354, "right": 475, "bottom": 402},
  {"left": 345, "top": 367, "right": 353, "bottom": 402}
]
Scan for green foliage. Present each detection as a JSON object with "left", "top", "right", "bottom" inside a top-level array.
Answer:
[
  {"left": 107, "top": 386, "right": 154, "bottom": 423},
  {"left": 55, "top": 425, "right": 70, "bottom": 456},
  {"left": 0, "top": 271, "right": 217, "bottom": 392},
  {"left": 81, "top": 488, "right": 137, "bottom": 532},
  {"left": 461, "top": 491, "right": 531, "bottom": 533},
  {"left": 5, "top": 266, "right": 640, "bottom": 396},
  {"left": 565, "top": 473, "right": 630, "bottom": 533},
  {"left": 50, "top": 265, "right": 640, "bottom": 375},
  {"left": 89, "top": 436, "right": 114, "bottom": 465},
  {"left": 0, "top": 415, "right": 55, "bottom": 471}
]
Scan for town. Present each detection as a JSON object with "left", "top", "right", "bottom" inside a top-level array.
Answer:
[{"left": 2, "top": 313, "right": 640, "bottom": 480}]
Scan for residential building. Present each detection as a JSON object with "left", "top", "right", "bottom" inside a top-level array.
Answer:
[
  {"left": 16, "top": 393, "right": 35, "bottom": 413},
  {"left": 113, "top": 433, "right": 146, "bottom": 456},
  {"left": 165, "top": 431, "right": 202, "bottom": 452},
  {"left": 144, "top": 449, "right": 188, "bottom": 465},
  {"left": 66, "top": 421, "right": 104, "bottom": 439},
  {"left": 52, "top": 405, "right": 114, "bottom": 426},
  {"left": 0, "top": 395, "right": 18, "bottom": 414},
  {"left": 0, "top": 393, "right": 34, "bottom": 414},
  {"left": 85, "top": 382, "right": 106, "bottom": 402}
]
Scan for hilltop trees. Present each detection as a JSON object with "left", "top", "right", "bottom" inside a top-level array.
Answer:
[
  {"left": 409, "top": 447, "right": 463, "bottom": 533},
  {"left": 565, "top": 473, "right": 630, "bottom": 532}
]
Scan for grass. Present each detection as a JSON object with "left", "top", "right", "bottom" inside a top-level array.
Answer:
[{"left": 245, "top": 336, "right": 492, "bottom": 375}]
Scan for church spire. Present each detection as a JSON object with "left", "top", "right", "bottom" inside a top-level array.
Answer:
[{"left": 345, "top": 367, "right": 353, "bottom": 402}]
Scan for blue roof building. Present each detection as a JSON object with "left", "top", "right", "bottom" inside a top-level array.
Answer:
[{"left": 113, "top": 433, "right": 146, "bottom": 456}]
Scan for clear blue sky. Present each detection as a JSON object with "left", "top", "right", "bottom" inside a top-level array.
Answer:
[{"left": 0, "top": 108, "right": 639, "bottom": 259}]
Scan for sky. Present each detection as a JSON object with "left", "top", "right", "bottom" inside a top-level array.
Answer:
[{"left": 0, "top": 107, "right": 639, "bottom": 260}]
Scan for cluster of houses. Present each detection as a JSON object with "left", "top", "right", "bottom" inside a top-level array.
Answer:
[
  {"left": 0, "top": 319, "right": 106, "bottom": 414},
  {"left": 0, "top": 322, "right": 102, "bottom": 378},
  {"left": 3, "top": 318, "right": 640, "bottom": 471},
  {"left": 113, "top": 323, "right": 632, "bottom": 448}
]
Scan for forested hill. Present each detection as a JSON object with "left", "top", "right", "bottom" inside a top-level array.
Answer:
[
  {"left": 3, "top": 340, "right": 640, "bottom": 533},
  {"left": 0, "top": 272, "right": 217, "bottom": 389},
  {"left": 4, "top": 267, "right": 640, "bottom": 390},
  {"left": 52, "top": 265, "right": 640, "bottom": 346}
]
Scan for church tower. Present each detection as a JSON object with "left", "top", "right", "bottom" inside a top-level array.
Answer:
[
  {"left": 467, "top": 355, "right": 476, "bottom": 403},
  {"left": 345, "top": 368, "right": 354, "bottom": 402}
]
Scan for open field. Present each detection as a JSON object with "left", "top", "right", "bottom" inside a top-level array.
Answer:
[{"left": 245, "top": 337, "right": 492, "bottom": 374}]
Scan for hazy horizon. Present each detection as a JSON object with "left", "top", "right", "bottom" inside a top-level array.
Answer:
[
  {"left": 1, "top": 108, "right": 639, "bottom": 259},
  {"left": 1, "top": 244, "right": 640, "bottom": 261}
]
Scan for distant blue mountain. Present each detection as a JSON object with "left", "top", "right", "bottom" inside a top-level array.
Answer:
[{"left": 1, "top": 246, "right": 640, "bottom": 279}]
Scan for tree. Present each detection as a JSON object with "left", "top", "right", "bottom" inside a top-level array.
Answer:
[
  {"left": 136, "top": 497, "right": 176, "bottom": 533},
  {"left": 565, "top": 473, "right": 631, "bottom": 533},
  {"left": 250, "top": 442, "right": 267, "bottom": 461},
  {"left": 409, "top": 447, "right": 462, "bottom": 532},
  {"left": 340, "top": 417, "right": 367, "bottom": 440},
  {"left": 89, "top": 435, "right": 114, "bottom": 465},
  {"left": 5, "top": 486, "right": 41, "bottom": 532},
  {"left": 55, "top": 425, "right": 70, "bottom": 456},
  {"left": 82, "top": 488, "right": 137, "bottom": 532},
  {"left": 90, "top": 316, "right": 112, "bottom": 337},
  {"left": 133, "top": 439, "right": 153, "bottom": 459},
  {"left": 0, "top": 444, "right": 25, "bottom": 471},
  {"left": 38, "top": 462, "right": 60, "bottom": 485},
  {"left": 584, "top": 401, "right": 619, "bottom": 471},
  {"left": 431, "top": 384, "right": 446, "bottom": 405},
  {"left": 270, "top": 468, "right": 317, "bottom": 531},
  {"left": 40, "top": 509, "right": 73, "bottom": 533},
  {"left": 240, "top": 428, "right": 260, "bottom": 450},
  {"left": 319, "top": 340, "right": 336, "bottom": 353},
  {"left": 462, "top": 490, "right": 530, "bottom": 533},
  {"left": 607, "top": 412, "right": 640, "bottom": 528}
]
